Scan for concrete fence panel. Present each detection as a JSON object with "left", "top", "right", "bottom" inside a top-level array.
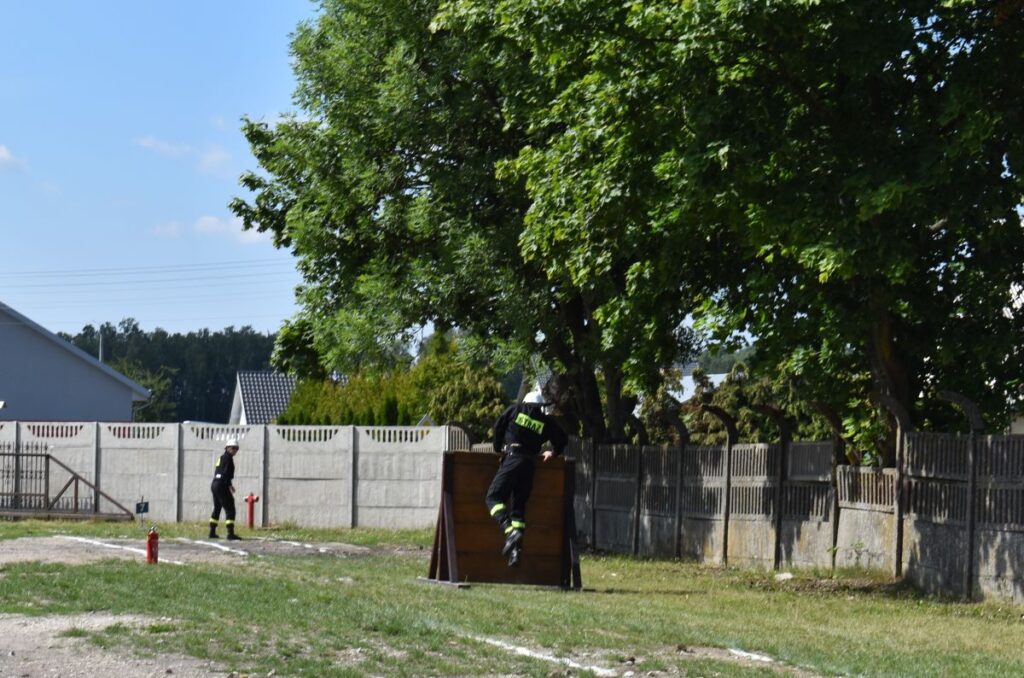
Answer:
[
  {"left": 354, "top": 426, "right": 446, "bottom": 529},
  {"left": 594, "top": 444, "right": 639, "bottom": 553},
  {"left": 679, "top": 444, "right": 727, "bottom": 562},
  {"left": 638, "top": 445, "right": 678, "bottom": 557},
  {"left": 267, "top": 425, "right": 351, "bottom": 529},
  {"left": 98, "top": 423, "right": 177, "bottom": 521},
  {"left": 835, "top": 467, "right": 896, "bottom": 571},
  {"left": 20, "top": 422, "right": 97, "bottom": 512},
  {"left": 728, "top": 443, "right": 778, "bottom": 569}
]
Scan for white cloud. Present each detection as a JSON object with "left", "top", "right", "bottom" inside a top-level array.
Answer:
[
  {"left": 197, "top": 145, "right": 231, "bottom": 176},
  {"left": 0, "top": 144, "right": 24, "bottom": 169},
  {"left": 152, "top": 220, "right": 183, "bottom": 238},
  {"left": 193, "top": 215, "right": 268, "bottom": 244},
  {"left": 210, "top": 115, "right": 227, "bottom": 130},
  {"left": 134, "top": 136, "right": 191, "bottom": 157}
]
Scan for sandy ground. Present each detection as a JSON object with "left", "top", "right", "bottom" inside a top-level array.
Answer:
[{"left": 0, "top": 612, "right": 224, "bottom": 678}]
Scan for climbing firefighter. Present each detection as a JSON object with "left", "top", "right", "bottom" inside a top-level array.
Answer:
[
  {"left": 209, "top": 438, "right": 241, "bottom": 540},
  {"left": 485, "top": 390, "right": 568, "bottom": 567}
]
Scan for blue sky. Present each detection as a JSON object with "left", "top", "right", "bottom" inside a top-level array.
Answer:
[{"left": 0, "top": 1, "right": 319, "bottom": 335}]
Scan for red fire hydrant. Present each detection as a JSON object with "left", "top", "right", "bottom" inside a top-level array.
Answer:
[
  {"left": 245, "top": 493, "right": 260, "bottom": 529},
  {"left": 146, "top": 526, "right": 159, "bottom": 564}
]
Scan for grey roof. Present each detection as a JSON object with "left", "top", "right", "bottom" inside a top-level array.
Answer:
[
  {"left": 236, "top": 371, "right": 297, "bottom": 424},
  {"left": 0, "top": 300, "right": 150, "bottom": 401}
]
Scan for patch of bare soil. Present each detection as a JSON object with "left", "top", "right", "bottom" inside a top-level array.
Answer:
[{"left": 0, "top": 613, "right": 222, "bottom": 678}]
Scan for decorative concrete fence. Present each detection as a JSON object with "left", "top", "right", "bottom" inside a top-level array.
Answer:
[
  {"left": 573, "top": 438, "right": 837, "bottom": 569},
  {"left": 571, "top": 430, "right": 1024, "bottom": 606},
  {"left": 0, "top": 422, "right": 458, "bottom": 529}
]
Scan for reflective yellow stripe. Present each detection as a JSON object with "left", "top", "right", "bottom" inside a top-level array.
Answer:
[
  {"left": 489, "top": 503, "right": 506, "bottom": 516},
  {"left": 504, "top": 525, "right": 516, "bottom": 534},
  {"left": 514, "top": 412, "right": 544, "bottom": 434},
  {"left": 209, "top": 519, "right": 219, "bottom": 525},
  {"left": 225, "top": 520, "right": 235, "bottom": 526},
  {"left": 510, "top": 520, "right": 526, "bottom": 529}
]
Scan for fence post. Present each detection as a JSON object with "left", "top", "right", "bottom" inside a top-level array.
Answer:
[
  {"left": 632, "top": 444, "right": 643, "bottom": 556},
  {"left": 261, "top": 424, "right": 270, "bottom": 529},
  {"left": 350, "top": 425, "right": 359, "bottom": 528},
  {"left": 175, "top": 423, "right": 184, "bottom": 522},
  {"left": 590, "top": 439, "right": 598, "bottom": 549},
  {"left": 93, "top": 422, "right": 101, "bottom": 514},
  {"left": 752, "top": 405, "right": 793, "bottom": 571},
  {"left": 665, "top": 408, "right": 690, "bottom": 559},
  {"left": 937, "top": 390, "right": 984, "bottom": 601},
  {"left": 702, "top": 405, "right": 737, "bottom": 566},
  {"left": 876, "top": 393, "right": 914, "bottom": 578},
  {"left": 13, "top": 421, "right": 21, "bottom": 510}
]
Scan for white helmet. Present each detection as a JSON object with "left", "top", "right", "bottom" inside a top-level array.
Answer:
[
  {"left": 523, "top": 391, "right": 546, "bottom": 405},
  {"left": 225, "top": 438, "right": 240, "bottom": 449}
]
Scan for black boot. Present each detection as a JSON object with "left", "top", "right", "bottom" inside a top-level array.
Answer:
[
  {"left": 208, "top": 522, "right": 219, "bottom": 539},
  {"left": 502, "top": 528, "right": 523, "bottom": 556},
  {"left": 226, "top": 523, "right": 241, "bottom": 541},
  {"left": 507, "top": 545, "right": 522, "bottom": 568}
]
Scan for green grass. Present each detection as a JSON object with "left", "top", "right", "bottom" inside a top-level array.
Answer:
[{"left": 2, "top": 521, "right": 1023, "bottom": 676}]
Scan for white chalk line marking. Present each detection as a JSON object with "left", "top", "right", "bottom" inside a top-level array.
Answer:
[
  {"left": 280, "top": 539, "right": 330, "bottom": 553},
  {"left": 175, "top": 538, "right": 249, "bottom": 556},
  {"left": 729, "top": 648, "right": 775, "bottom": 663},
  {"left": 470, "top": 635, "right": 618, "bottom": 677},
  {"left": 59, "top": 536, "right": 185, "bottom": 566}
]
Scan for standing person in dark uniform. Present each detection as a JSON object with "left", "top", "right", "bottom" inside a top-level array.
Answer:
[
  {"left": 485, "top": 391, "right": 568, "bottom": 567},
  {"left": 209, "top": 438, "right": 241, "bottom": 540}
]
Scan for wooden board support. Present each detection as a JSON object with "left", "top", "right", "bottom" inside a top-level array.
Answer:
[{"left": 425, "top": 451, "right": 582, "bottom": 589}]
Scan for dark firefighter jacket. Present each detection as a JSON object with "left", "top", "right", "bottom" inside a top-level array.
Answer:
[
  {"left": 212, "top": 451, "right": 235, "bottom": 486},
  {"left": 492, "top": 403, "right": 568, "bottom": 456}
]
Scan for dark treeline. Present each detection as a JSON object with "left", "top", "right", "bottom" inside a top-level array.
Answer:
[{"left": 60, "top": 319, "right": 275, "bottom": 422}]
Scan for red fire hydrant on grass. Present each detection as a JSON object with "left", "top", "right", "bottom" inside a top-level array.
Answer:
[
  {"left": 146, "top": 526, "right": 159, "bottom": 564},
  {"left": 245, "top": 493, "right": 260, "bottom": 529}
]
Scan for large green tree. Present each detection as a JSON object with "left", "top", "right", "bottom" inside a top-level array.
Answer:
[
  {"left": 231, "top": 0, "right": 706, "bottom": 442},
  {"left": 435, "top": 0, "right": 1024, "bottom": 457},
  {"left": 236, "top": 0, "right": 1024, "bottom": 453}
]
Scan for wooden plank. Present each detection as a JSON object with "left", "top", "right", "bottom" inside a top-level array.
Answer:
[
  {"left": 452, "top": 459, "right": 567, "bottom": 499},
  {"left": 452, "top": 522, "right": 565, "bottom": 557},
  {"left": 454, "top": 552, "right": 563, "bottom": 586},
  {"left": 451, "top": 495, "right": 566, "bottom": 528}
]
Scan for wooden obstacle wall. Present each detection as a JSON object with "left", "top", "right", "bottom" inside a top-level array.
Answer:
[{"left": 426, "top": 451, "right": 581, "bottom": 588}]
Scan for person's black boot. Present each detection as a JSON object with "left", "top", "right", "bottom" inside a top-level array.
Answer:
[
  {"left": 226, "top": 523, "right": 241, "bottom": 541},
  {"left": 507, "top": 545, "right": 522, "bottom": 568},
  {"left": 208, "top": 523, "right": 219, "bottom": 539},
  {"left": 502, "top": 528, "right": 523, "bottom": 556}
]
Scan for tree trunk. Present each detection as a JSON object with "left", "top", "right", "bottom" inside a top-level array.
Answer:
[{"left": 868, "top": 300, "right": 911, "bottom": 466}]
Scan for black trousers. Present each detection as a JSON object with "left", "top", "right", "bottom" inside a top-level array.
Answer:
[
  {"left": 485, "top": 453, "right": 536, "bottom": 529},
  {"left": 210, "top": 482, "right": 235, "bottom": 523}
]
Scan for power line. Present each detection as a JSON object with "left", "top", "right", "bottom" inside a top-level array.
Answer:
[
  {"left": 0, "top": 258, "right": 293, "bottom": 279},
  {"left": 1, "top": 271, "right": 299, "bottom": 289}
]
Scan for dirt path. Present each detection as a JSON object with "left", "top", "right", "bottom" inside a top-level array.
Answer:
[{"left": 0, "top": 613, "right": 223, "bottom": 678}]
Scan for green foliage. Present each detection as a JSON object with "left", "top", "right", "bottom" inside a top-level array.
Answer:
[
  {"left": 107, "top": 359, "right": 177, "bottom": 423},
  {"left": 277, "top": 334, "right": 506, "bottom": 437},
  {"left": 232, "top": 0, "right": 704, "bottom": 443},
  {"left": 61, "top": 319, "right": 275, "bottom": 422},
  {"left": 238, "top": 0, "right": 1024, "bottom": 452}
]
